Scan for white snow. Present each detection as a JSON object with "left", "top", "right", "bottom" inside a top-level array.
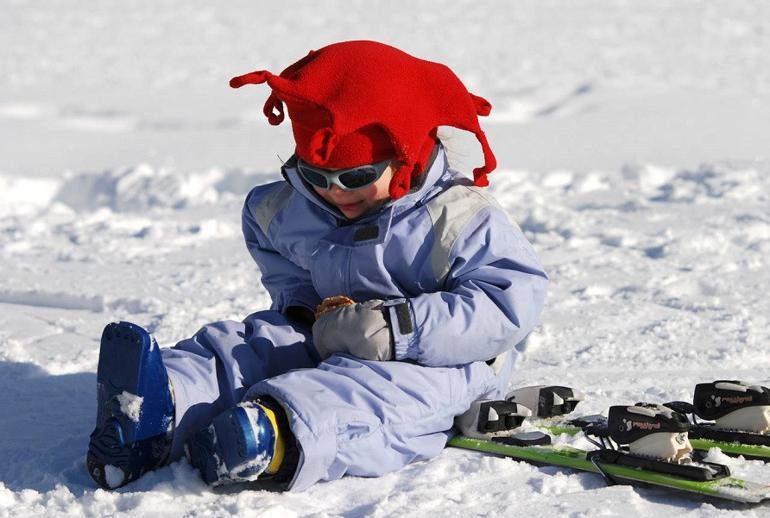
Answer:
[
  {"left": 116, "top": 391, "right": 143, "bottom": 423},
  {"left": 2, "top": 0, "right": 770, "bottom": 516}
]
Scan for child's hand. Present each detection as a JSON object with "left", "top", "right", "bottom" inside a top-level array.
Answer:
[
  {"left": 314, "top": 295, "right": 355, "bottom": 319},
  {"left": 312, "top": 299, "right": 393, "bottom": 361}
]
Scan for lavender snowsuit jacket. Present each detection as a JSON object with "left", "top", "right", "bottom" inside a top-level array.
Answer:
[{"left": 161, "top": 143, "right": 548, "bottom": 490}]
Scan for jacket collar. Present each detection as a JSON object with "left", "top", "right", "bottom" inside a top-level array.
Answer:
[{"left": 281, "top": 142, "right": 452, "bottom": 224}]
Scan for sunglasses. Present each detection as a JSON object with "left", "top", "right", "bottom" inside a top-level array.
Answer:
[{"left": 296, "top": 158, "right": 391, "bottom": 191}]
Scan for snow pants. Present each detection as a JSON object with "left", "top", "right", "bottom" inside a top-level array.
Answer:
[{"left": 161, "top": 310, "right": 515, "bottom": 491}]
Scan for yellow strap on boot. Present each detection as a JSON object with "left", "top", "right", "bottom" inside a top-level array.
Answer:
[{"left": 259, "top": 404, "right": 285, "bottom": 474}]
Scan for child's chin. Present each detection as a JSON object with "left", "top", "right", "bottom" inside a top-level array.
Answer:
[
  {"left": 341, "top": 209, "right": 364, "bottom": 219},
  {"left": 337, "top": 202, "right": 365, "bottom": 218}
]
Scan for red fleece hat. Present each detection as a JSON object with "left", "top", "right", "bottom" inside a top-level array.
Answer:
[{"left": 230, "top": 40, "right": 496, "bottom": 199}]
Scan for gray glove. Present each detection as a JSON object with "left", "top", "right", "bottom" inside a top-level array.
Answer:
[{"left": 311, "top": 299, "right": 394, "bottom": 361}]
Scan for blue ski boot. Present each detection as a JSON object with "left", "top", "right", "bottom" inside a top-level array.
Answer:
[
  {"left": 185, "top": 400, "right": 286, "bottom": 486},
  {"left": 87, "top": 321, "right": 175, "bottom": 489}
]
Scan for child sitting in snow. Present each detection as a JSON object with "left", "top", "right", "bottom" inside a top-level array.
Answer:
[{"left": 86, "top": 40, "right": 548, "bottom": 491}]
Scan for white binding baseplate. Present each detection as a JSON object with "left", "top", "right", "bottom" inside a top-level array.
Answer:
[
  {"left": 628, "top": 431, "right": 693, "bottom": 461},
  {"left": 715, "top": 405, "right": 770, "bottom": 433}
]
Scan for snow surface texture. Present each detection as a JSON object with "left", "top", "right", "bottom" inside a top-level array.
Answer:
[{"left": 2, "top": 1, "right": 770, "bottom": 516}]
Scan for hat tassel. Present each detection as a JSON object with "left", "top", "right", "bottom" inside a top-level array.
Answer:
[{"left": 472, "top": 129, "right": 496, "bottom": 187}]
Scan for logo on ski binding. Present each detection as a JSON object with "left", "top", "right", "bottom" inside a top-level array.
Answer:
[
  {"left": 711, "top": 394, "right": 753, "bottom": 407},
  {"left": 622, "top": 418, "right": 662, "bottom": 432}
]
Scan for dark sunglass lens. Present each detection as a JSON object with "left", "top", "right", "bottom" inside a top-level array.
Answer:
[
  {"left": 339, "top": 168, "right": 377, "bottom": 189},
  {"left": 299, "top": 166, "right": 329, "bottom": 189}
]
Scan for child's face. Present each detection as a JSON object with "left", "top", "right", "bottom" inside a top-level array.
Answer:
[{"left": 312, "top": 163, "right": 396, "bottom": 219}]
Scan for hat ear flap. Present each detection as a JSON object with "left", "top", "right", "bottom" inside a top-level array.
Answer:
[
  {"left": 389, "top": 162, "right": 414, "bottom": 200},
  {"left": 309, "top": 127, "right": 339, "bottom": 165}
]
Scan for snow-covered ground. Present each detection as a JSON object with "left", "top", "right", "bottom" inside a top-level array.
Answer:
[{"left": 2, "top": 1, "right": 770, "bottom": 516}]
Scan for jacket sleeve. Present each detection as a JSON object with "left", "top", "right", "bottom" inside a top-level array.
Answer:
[
  {"left": 242, "top": 183, "right": 322, "bottom": 316},
  {"left": 389, "top": 206, "right": 548, "bottom": 367}
]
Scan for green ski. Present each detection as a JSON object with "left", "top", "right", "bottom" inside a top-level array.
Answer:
[{"left": 448, "top": 435, "right": 770, "bottom": 504}]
